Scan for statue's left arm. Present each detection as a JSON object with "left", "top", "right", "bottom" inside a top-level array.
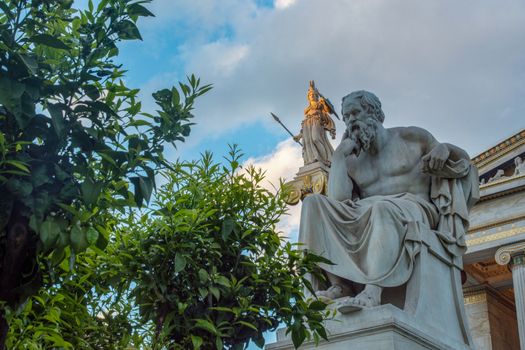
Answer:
[
  {"left": 407, "top": 127, "right": 469, "bottom": 172},
  {"left": 409, "top": 127, "right": 478, "bottom": 258}
]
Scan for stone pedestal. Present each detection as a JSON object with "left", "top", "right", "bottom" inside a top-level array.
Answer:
[
  {"left": 266, "top": 304, "right": 473, "bottom": 350},
  {"left": 284, "top": 161, "right": 330, "bottom": 205}
]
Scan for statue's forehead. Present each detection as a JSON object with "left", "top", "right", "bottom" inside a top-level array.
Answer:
[{"left": 342, "top": 98, "right": 361, "bottom": 111}]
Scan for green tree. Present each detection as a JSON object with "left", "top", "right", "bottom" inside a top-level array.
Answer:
[
  {"left": 3, "top": 248, "right": 146, "bottom": 349},
  {"left": 0, "top": 0, "right": 210, "bottom": 347},
  {"left": 115, "top": 149, "right": 332, "bottom": 349}
]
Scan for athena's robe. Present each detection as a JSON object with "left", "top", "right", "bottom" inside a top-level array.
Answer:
[
  {"left": 298, "top": 158, "right": 478, "bottom": 289},
  {"left": 301, "top": 101, "right": 335, "bottom": 165}
]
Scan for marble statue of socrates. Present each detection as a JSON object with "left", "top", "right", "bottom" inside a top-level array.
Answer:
[{"left": 299, "top": 90, "right": 478, "bottom": 311}]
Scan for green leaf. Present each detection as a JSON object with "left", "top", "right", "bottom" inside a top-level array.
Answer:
[
  {"left": 317, "top": 327, "right": 328, "bottom": 341},
  {"left": 130, "top": 176, "right": 145, "bottom": 207},
  {"left": 309, "top": 300, "right": 327, "bottom": 311},
  {"left": 129, "top": 119, "right": 152, "bottom": 128},
  {"left": 171, "top": 87, "right": 180, "bottom": 106},
  {"left": 191, "top": 335, "right": 203, "bottom": 349},
  {"left": 237, "top": 320, "right": 258, "bottom": 331},
  {"left": 139, "top": 176, "right": 153, "bottom": 204},
  {"left": 215, "top": 275, "right": 230, "bottom": 288},
  {"left": 40, "top": 218, "right": 61, "bottom": 251},
  {"left": 3, "top": 160, "right": 30, "bottom": 173},
  {"left": 83, "top": 84, "right": 100, "bottom": 100},
  {"left": 70, "top": 223, "right": 88, "bottom": 252},
  {"left": 17, "top": 54, "right": 38, "bottom": 75},
  {"left": 198, "top": 288, "right": 208, "bottom": 298},
  {"left": 128, "top": 3, "right": 155, "bottom": 17},
  {"left": 253, "top": 334, "right": 265, "bottom": 348},
  {"left": 198, "top": 269, "right": 209, "bottom": 283},
  {"left": 57, "top": 226, "right": 70, "bottom": 249},
  {"left": 209, "top": 306, "right": 234, "bottom": 313},
  {"left": 97, "top": 0, "right": 109, "bottom": 12},
  {"left": 174, "top": 254, "right": 187, "bottom": 273},
  {"left": 48, "top": 103, "right": 65, "bottom": 137},
  {"left": 193, "top": 319, "right": 218, "bottom": 335},
  {"left": 29, "top": 34, "right": 70, "bottom": 50},
  {"left": 98, "top": 152, "right": 117, "bottom": 167},
  {"left": 83, "top": 101, "right": 119, "bottom": 117},
  {"left": 209, "top": 286, "right": 220, "bottom": 300},
  {"left": 215, "top": 337, "right": 223, "bottom": 350},
  {"left": 0, "top": 76, "right": 26, "bottom": 127},
  {"left": 221, "top": 216, "right": 234, "bottom": 240},
  {"left": 86, "top": 227, "right": 99, "bottom": 245},
  {"left": 291, "top": 326, "right": 307, "bottom": 349},
  {"left": 81, "top": 178, "right": 103, "bottom": 206},
  {"left": 129, "top": 176, "right": 154, "bottom": 207},
  {"left": 116, "top": 20, "right": 142, "bottom": 40}
]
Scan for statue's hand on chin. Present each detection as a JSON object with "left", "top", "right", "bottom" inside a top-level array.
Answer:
[{"left": 336, "top": 135, "right": 361, "bottom": 158}]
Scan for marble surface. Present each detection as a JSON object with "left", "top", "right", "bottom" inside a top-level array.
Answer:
[
  {"left": 464, "top": 287, "right": 520, "bottom": 350},
  {"left": 267, "top": 304, "right": 473, "bottom": 350}
]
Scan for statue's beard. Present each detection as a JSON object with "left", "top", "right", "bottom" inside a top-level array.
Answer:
[{"left": 356, "top": 122, "right": 376, "bottom": 152}]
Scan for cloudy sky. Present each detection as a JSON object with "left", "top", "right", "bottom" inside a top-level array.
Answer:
[
  {"left": 112, "top": 0, "right": 525, "bottom": 344},
  {"left": 116, "top": 0, "right": 525, "bottom": 225}
]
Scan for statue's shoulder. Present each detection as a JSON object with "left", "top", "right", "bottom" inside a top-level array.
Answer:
[{"left": 390, "top": 126, "right": 436, "bottom": 145}]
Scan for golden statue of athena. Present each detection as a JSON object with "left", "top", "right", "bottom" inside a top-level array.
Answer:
[{"left": 293, "top": 80, "right": 337, "bottom": 166}]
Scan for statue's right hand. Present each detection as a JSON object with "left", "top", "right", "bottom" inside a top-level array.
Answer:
[{"left": 335, "top": 137, "right": 360, "bottom": 158}]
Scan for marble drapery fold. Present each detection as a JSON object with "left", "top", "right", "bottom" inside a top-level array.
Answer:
[
  {"left": 299, "top": 158, "right": 478, "bottom": 289},
  {"left": 428, "top": 159, "right": 479, "bottom": 257},
  {"left": 301, "top": 105, "right": 335, "bottom": 165}
]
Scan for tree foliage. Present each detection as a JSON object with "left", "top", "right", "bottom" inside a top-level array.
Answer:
[
  {"left": 0, "top": 1, "right": 331, "bottom": 348},
  {"left": 0, "top": 0, "right": 210, "bottom": 346},
  {"left": 114, "top": 149, "right": 332, "bottom": 349},
  {"left": 3, "top": 248, "right": 145, "bottom": 349}
]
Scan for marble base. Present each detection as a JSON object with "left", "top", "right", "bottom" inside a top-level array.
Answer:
[
  {"left": 283, "top": 162, "right": 330, "bottom": 205},
  {"left": 296, "top": 161, "right": 330, "bottom": 178},
  {"left": 266, "top": 304, "right": 473, "bottom": 350}
]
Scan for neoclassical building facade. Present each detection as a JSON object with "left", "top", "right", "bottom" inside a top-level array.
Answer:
[{"left": 464, "top": 128, "right": 525, "bottom": 349}]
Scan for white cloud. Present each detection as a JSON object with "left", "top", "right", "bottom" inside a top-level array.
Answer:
[
  {"left": 140, "top": 0, "right": 525, "bottom": 157},
  {"left": 182, "top": 42, "right": 250, "bottom": 78},
  {"left": 243, "top": 139, "right": 303, "bottom": 237},
  {"left": 274, "top": 0, "right": 297, "bottom": 9}
]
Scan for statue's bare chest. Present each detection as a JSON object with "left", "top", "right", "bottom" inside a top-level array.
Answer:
[{"left": 347, "top": 138, "right": 426, "bottom": 196}]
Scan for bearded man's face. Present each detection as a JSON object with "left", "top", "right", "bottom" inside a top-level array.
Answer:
[{"left": 342, "top": 98, "right": 377, "bottom": 152}]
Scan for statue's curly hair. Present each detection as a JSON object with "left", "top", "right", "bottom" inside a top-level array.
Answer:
[{"left": 341, "top": 90, "right": 385, "bottom": 124}]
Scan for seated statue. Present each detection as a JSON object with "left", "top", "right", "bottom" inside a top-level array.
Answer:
[{"left": 299, "top": 90, "right": 478, "bottom": 313}]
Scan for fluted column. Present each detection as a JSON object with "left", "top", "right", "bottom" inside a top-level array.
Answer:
[{"left": 495, "top": 241, "right": 525, "bottom": 350}]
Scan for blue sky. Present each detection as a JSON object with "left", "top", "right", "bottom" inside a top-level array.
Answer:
[
  {"left": 112, "top": 0, "right": 525, "bottom": 240},
  {"left": 95, "top": 0, "right": 525, "bottom": 347},
  {"left": 112, "top": 0, "right": 525, "bottom": 162}
]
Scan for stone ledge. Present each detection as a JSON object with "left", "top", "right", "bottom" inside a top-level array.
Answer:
[{"left": 266, "top": 304, "right": 473, "bottom": 350}]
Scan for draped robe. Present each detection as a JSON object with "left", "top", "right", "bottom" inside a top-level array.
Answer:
[{"left": 298, "top": 158, "right": 479, "bottom": 289}]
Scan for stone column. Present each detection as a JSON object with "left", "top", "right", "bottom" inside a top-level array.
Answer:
[{"left": 495, "top": 241, "right": 525, "bottom": 350}]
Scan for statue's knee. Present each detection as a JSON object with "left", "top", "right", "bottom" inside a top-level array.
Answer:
[
  {"left": 302, "top": 194, "right": 324, "bottom": 211},
  {"left": 371, "top": 200, "right": 391, "bottom": 213}
]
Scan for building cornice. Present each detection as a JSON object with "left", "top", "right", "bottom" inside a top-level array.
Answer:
[{"left": 471, "top": 129, "right": 525, "bottom": 169}]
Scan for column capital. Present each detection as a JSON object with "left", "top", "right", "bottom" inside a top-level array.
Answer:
[{"left": 495, "top": 241, "right": 525, "bottom": 266}]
